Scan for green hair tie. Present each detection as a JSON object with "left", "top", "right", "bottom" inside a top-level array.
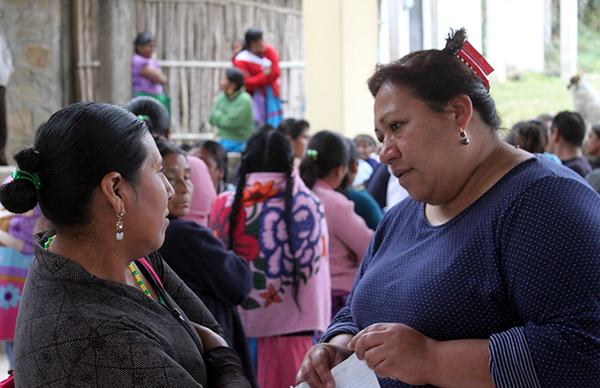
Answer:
[
  {"left": 12, "top": 170, "right": 41, "bottom": 190},
  {"left": 306, "top": 149, "right": 318, "bottom": 161},
  {"left": 137, "top": 115, "right": 150, "bottom": 121}
]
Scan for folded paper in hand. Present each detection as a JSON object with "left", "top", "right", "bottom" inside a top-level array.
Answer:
[{"left": 293, "top": 353, "right": 381, "bottom": 388}]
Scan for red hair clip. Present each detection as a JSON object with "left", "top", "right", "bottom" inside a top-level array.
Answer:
[{"left": 457, "top": 41, "right": 494, "bottom": 87}]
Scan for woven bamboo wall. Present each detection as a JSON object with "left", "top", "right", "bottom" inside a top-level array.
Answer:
[{"left": 72, "top": 0, "right": 304, "bottom": 141}]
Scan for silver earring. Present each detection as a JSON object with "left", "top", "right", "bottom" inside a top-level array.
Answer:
[
  {"left": 116, "top": 213, "right": 124, "bottom": 241},
  {"left": 460, "top": 128, "right": 470, "bottom": 145}
]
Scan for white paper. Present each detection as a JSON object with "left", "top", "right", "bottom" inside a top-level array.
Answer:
[{"left": 294, "top": 353, "right": 381, "bottom": 388}]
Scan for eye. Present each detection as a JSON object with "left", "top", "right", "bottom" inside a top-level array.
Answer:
[{"left": 390, "top": 122, "right": 403, "bottom": 132}]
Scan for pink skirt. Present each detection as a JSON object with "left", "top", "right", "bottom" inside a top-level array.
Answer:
[{"left": 256, "top": 335, "right": 314, "bottom": 388}]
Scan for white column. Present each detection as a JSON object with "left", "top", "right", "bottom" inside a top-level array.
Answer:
[{"left": 560, "top": 0, "right": 578, "bottom": 80}]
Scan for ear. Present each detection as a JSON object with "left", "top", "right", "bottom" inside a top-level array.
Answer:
[
  {"left": 551, "top": 128, "right": 560, "bottom": 143},
  {"left": 447, "top": 94, "right": 473, "bottom": 131},
  {"left": 217, "top": 167, "right": 226, "bottom": 180},
  {"left": 165, "top": 128, "right": 172, "bottom": 141},
  {"left": 351, "top": 160, "right": 359, "bottom": 174},
  {"left": 100, "top": 172, "right": 130, "bottom": 215},
  {"left": 334, "top": 164, "right": 347, "bottom": 178}
]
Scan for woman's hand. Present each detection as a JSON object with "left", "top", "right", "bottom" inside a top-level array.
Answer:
[
  {"left": 190, "top": 321, "right": 228, "bottom": 350},
  {"left": 348, "top": 323, "right": 437, "bottom": 385},
  {"left": 295, "top": 341, "right": 353, "bottom": 388}
]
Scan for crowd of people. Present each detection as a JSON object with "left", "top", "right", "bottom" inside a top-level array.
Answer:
[{"left": 0, "top": 26, "right": 599, "bottom": 388}]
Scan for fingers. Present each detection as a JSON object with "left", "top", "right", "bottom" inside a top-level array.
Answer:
[
  {"left": 295, "top": 345, "right": 336, "bottom": 388},
  {"left": 348, "top": 325, "right": 386, "bottom": 359}
]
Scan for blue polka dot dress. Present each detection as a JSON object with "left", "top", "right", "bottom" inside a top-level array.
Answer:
[{"left": 322, "top": 156, "right": 600, "bottom": 387}]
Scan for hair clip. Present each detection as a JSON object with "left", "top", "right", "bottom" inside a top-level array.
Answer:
[
  {"left": 12, "top": 170, "right": 41, "bottom": 190},
  {"left": 457, "top": 41, "right": 494, "bottom": 87},
  {"left": 306, "top": 149, "right": 318, "bottom": 161},
  {"left": 137, "top": 115, "right": 150, "bottom": 121}
]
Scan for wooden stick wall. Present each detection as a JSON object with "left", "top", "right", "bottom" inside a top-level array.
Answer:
[{"left": 73, "top": 0, "right": 305, "bottom": 141}]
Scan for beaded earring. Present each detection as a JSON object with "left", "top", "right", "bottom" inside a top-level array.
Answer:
[
  {"left": 460, "top": 128, "right": 470, "bottom": 145},
  {"left": 116, "top": 213, "right": 124, "bottom": 241}
]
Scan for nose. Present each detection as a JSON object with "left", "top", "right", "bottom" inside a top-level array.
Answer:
[
  {"left": 378, "top": 136, "right": 399, "bottom": 165},
  {"left": 164, "top": 176, "right": 175, "bottom": 200}
]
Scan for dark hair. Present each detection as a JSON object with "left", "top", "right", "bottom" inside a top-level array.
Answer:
[
  {"left": 278, "top": 118, "right": 310, "bottom": 140},
  {"left": 299, "top": 130, "right": 349, "bottom": 189},
  {"left": 592, "top": 123, "right": 600, "bottom": 139},
  {"left": 124, "top": 96, "right": 170, "bottom": 136},
  {"left": 338, "top": 137, "right": 359, "bottom": 191},
  {"left": 367, "top": 28, "right": 501, "bottom": 131},
  {"left": 192, "top": 140, "right": 228, "bottom": 181},
  {"left": 227, "top": 128, "right": 301, "bottom": 304},
  {"left": 508, "top": 120, "right": 546, "bottom": 154},
  {"left": 0, "top": 102, "right": 147, "bottom": 229},
  {"left": 244, "top": 28, "right": 263, "bottom": 49},
  {"left": 551, "top": 111, "right": 586, "bottom": 147},
  {"left": 225, "top": 67, "right": 245, "bottom": 91},
  {"left": 154, "top": 137, "right": 183, "bottom": 158},
  {"left": 354, "top": 134, "right": 376, "bottom": 147},
  {"left": 134, "top": 31, "right": 155, "bottom": 53}
]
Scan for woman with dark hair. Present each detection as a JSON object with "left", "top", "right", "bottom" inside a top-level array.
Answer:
[
  {"left": 210, "top": 128, "right": 330, "bottom": 388},
  {"left": 299, "top": 131, "right": 374, "bottom": 318},
  {"left": 210, "top": 67, "right": 254, "bottom": 152},
  {"left": 278, "top": 118, "right": 310, "bottom": 167},
  {"left": 584, "top": 123, "right": 600, "bottom": 170},
  {"left": 189, "top": 140, "right": 232, "bottom": 194},
  {"left": 297, "top": 28, "right": 600, "bottom": 387},
  {"left": 124, "top": 95, "right": 217, "bottom": 228},
  {"left": 154, "top": 138, "right": 257, "bottom": 387},
  {"left": 132, "top": 32, "right": 169, "bottom": 113},
  {"left": 2, "top": 102, "right": 250, "bottom": 387},
  {"left": 233, "top": 28, "right": 282, "bottom": 127}
]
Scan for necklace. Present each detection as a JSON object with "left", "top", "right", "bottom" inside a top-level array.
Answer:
[
  {"left": 44, "top": 235, "right": 152, "bottom": 298},
  {"left": 129, "top": 263, "right": 152, "bottom": 298}
]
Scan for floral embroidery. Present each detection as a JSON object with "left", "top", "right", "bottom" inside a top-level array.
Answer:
[
  {"left": 259, "top": 284, "right": 282, "bottom": 307},
  {"left": 259, "top": 191, "right": 322, "bottom": 278},
  {"left": 211, "top": 195, "right": 260, "bottom": 261},
  {"left": 241, "top": 181, "right": 281, "bottom": 208},
  {"left": 0, "top": 283, "right": 20, "bottom": 310}
]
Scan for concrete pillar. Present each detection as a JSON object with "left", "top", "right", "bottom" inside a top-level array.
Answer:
[
  {"left": 99, "top": 0, "right": 133, "bottom": 105},
  {"left": 560, "top": 0, "right": 578, "bottom": 80},
  {"left": 303, "top": 0, "right": 378, "bottom": 139}
]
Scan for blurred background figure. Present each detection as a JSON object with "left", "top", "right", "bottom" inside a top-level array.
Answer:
[
  {"left": 584, "top": 123, "right": 600, "bottom": 170},
  {"left": 125, "top": 96, "right": 217, "bottom": 227},
  {"left": 506, "top": 120, "right": 561, "bottom": 164},
  {"left": 278, "top": 118, "right": 310, "bottom": 168},
  {"left": 210, "top": 67, "right": 254, "bottom": 152},
  {"left": 132, "top": 32, "right": 169, "bottom": 114},
  {"left": 210, "top": 128, "right": 330, "bottom": 388},
  {"left": 233, "top": 28, "right": 282, "bottom": 127},
  {"left": 337, "top": 138, "right": 382, "bottom": 230},
  {"left": 300, "top": 130, "right": 374, "bottom": 318},
  {"left": 546, "top": 111, "right": 591, "bottom": 177},
  {"left": 189, "top": 140, "right": 234, "bottom": 194},
  {"left": 155, "top": 138, "right": 257, "bottom": 387}
]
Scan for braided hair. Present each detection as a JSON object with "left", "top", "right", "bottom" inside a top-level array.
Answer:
[{"left": 228, "top": 128, "right": 302, "bottom": 305}]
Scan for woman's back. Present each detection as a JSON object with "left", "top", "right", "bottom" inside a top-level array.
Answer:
[{"left": 210, "top": 170, "right": 330, "bottom": 337}]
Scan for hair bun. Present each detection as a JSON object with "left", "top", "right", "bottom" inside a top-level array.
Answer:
[
  {"left": 442, "top": 27, "right": 468, "bottom": 56},
  {"left": 0, "top": 147, "right": 41, "bottom": 214}
]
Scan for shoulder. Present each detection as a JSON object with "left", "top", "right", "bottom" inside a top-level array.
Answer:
[{"left": 132, "top": 54, "right": 149, "bottom": 65}]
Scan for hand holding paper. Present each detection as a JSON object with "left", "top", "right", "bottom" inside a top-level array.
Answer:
[{"left": 294, "top": 353, "right": 380, "bottom": 388}]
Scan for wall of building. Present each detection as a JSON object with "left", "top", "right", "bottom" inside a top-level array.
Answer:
[
  {"left": 303, "top": 0, "right": 378, "bottom": 139},
  {"left": 0, "top": 0, "right": 71, "bottom": 159}
]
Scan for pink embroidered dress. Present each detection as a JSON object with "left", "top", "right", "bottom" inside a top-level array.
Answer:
[{"left": 209, "top": 170, "right": 331, "bottom": 338}]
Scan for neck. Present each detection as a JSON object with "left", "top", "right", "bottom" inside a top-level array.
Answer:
[
  {"left": 553, "top": 142, "right": 582, "bottom": 161},
  {"left": 426, "top": 138, "right": 532, "bottom": 226},
  {"left": 321, "top": 173, "right": 341, "bottom": 190},
  {"left": 46, "top": 231, "right": 134, "bottom": 285}
]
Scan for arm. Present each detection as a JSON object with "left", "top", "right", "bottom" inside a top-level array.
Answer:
[
  {"left": 330, "top": 197, "right": 374, "bottom": 264},
  {"left": 233, "top": 60, "right": 270, "bottom": 92},
  {"left": 139, "top": 63, "right": 167, "bottom": 85},
  {"left": 0, "top": 229, "right": 24, "bottom": 251},
  {"left": 263, "top": 45, "right": 281, "bottom": 83}
]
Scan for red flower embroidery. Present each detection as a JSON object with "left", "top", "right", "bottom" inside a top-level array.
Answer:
[
  {"left": 241, "top": 181, "right": 281, "bottom": 208},
  {"left": 259, "top": 284, "right": 282, "bottom": 307},
  {"left": 211, "top": 194, "right": 260, "bottom": 261}
]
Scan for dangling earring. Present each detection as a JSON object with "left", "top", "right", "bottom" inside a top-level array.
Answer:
[
  {"left": 227, "top": 88, "right": 234, "bottom": 96},
  {"left": 116, "top": 213, "right": 124, "bottom": 241},
  {"left": 460, "top": 128, "right": 470, "bottom": 145}
]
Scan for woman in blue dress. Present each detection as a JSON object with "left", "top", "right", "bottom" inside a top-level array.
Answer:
[{"left": 296, "top": 28, "right": 600, "bottom": 388}]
